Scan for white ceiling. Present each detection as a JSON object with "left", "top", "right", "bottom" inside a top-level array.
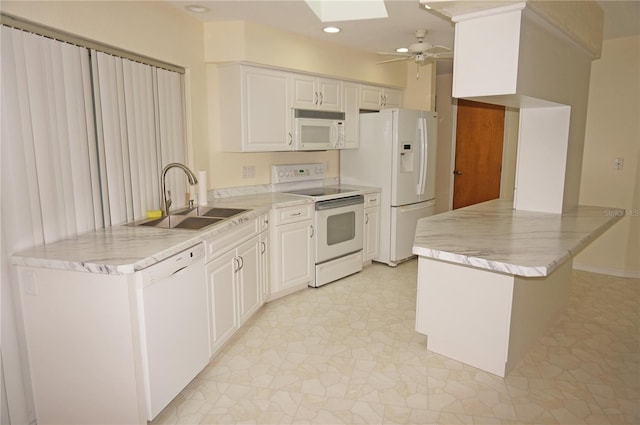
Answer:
[
  {"left": 167, "top": 0, "right": 456, "bottom": 55},
  {"left": 166, "top": 0, "right": 639, "bottom": 56}
]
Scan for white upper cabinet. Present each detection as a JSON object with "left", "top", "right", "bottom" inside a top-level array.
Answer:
[
  {"left": 219, "top": 64, "right": 293, "bottom": 152},
  {"left": 360, "top": 84, "right": 403, "bottom": 110},
  {"left": 217, "top": 63, "right": 403, "bottom": 152},
  {"left": 342, "top": 81, "right": 360, "bottom": 149},
  {"left": 383, "top": 87, "right": 403, "bottom": 108},
  {"left": 291, "top": 74, "right": 342, "bottom": 111}
]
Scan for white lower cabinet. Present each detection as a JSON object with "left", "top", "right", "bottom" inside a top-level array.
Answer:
[
  {"left": 205, "top": 215, "right": 267, "bottom": 356},
  {"left": 270, "top": 203, "right": 315, "bottom": 299},
  {"left": 363, "top": 192, "right": 381, "bottom": 263},
  {"left": 206, "top": 249, "right": 239, "bottom": 354},
  {"left": 236, "top": 236, "right": 262, "bottom": 324}
]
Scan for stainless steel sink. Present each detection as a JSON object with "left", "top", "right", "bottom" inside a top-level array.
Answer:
[
  {"left": 130, "top": 207, "right": 247, "bottom": 230},
  {"left": 136, "top": 215, "right": 223, "bottom": 230},
  {"left": 173, "top": 206, "right": 248, "bottom": 219}
]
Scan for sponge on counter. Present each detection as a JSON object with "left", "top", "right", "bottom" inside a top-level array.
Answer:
[{"left": 146, "top": 210, "right": 163, "bottom": 219}]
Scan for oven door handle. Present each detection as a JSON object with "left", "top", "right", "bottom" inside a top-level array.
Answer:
[{"left": 315, "top": 195, "right": 364, "bottom": 211}]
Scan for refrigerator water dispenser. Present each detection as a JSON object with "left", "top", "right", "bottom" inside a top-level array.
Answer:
[{"left": 400, "top": 143, "right": 414, "bottom": 172}]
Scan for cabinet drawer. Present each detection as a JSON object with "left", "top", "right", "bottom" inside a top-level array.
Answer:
[
  {"left": 204, "top": 218, "right": 258, "bottom": 262},
  {"left": 364, "top": 193, "right": 380, "bottom": 208},
  {"left": 272, "top": 204, "right": 313, "bottom": 225}
]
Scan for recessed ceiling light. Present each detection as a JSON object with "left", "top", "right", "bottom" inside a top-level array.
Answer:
[
  {"left": 185, "top": 4, "right": 209, "bottom": 13},
  {"left": 323, "top": 26, "right": 341, "bottom": 34},
  {"left": 396, "top": 47, "right": 409, "bottom": 53}
]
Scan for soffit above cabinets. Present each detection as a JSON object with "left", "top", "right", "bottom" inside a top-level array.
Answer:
[{"left": 421, "top": 0, "right": 604, "bottom": 58}]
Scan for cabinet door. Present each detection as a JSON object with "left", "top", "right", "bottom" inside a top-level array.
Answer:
[
  {"left": 260, "top": 232, "right": 270, "bottom": 301},
  {"left": 360, "top": 85, "right": 383, "bottom": 110},
  {"left": 206, "top": 250, "right": 238, "bottom": 355},
  {"left": 363, "top": 206, "right": 380, "bottom": 262},
  {"left": 318, "top": 77, "right": 342, "bottom": 111},
  {"left": 342, "top": 82, "right": 360, "bottom": 149},
  {"left": 273, "top": 220, "right": 314, "bottom": 291},
  {"left": 236, "top": 237, "right": 262, "bottom": 325},
  {"left": 382, "top": 88, "right": 403, "bottom": 109},
  {"left": 244, "top": 67, "right": 293, "bottom": 151},
  {"left": 291, "top": 74, "right": 318, "bottom": 109}
]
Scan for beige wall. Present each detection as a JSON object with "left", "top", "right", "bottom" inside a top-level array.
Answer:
[
  {"left": 435, "top": 71, "right": 455, "bottom": 213},
  {"left": 575, "top": 35, "right": 640, "bottom": 278},
  {"left": 404, "top": 62, "right": 436, "bottom": 111}
]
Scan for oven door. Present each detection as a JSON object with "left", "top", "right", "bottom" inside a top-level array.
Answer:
[{"left": 314, "top": 195, "right": 364, "bottom": 263}]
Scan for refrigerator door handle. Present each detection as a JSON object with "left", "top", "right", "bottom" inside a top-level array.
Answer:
[{"left": 416, "top": 118, "right": 428, "bottom": 195}]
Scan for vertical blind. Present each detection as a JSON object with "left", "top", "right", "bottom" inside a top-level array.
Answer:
[
  {"left": 1, "top": 23, "right": 188, "bottom": 423},
  {"left": 1, "top": 26, "right": 101, "bottom": 248},
  {"left": 1, "top": 25, "right": 188, "bottom": 240}
]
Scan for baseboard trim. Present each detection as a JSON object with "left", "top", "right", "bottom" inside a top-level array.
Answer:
[{"left": 573, "top": 263, "right": 640, "bottom": 279}]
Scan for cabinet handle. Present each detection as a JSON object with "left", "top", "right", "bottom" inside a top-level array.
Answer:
[
  {"left": 238, "top": 256, "right": 244, "bottom": 271},
  {"left": 319, "top": 92, "right": 324, "bottom": 105},
  {"left": 261, "top": 241, "right": 266, "bottom": 254},
  {"left": 314, "top": 92, "right": 318, "bottom": 105},
  {"left": 233, "top": 257, "right": 240, "bottom": 272},
  {"left": 310, "top": 225, "right": 314, "bottom": 238},
  {"left": 288, "top": 132, "right": 293, "bottom": 146},
  {"left": 365, "top": 212, "right": 369, "bottom": 224},
  {"left": 291, "top": 212, "right": 302, "bottom": 216}
]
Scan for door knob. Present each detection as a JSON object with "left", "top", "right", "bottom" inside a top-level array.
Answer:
[{"left": 453, "top": 170, "right": 462, "bottom": 175}]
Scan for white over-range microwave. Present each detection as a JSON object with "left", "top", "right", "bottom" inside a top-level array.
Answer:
[{"left": 293, "top": 109, "right": 345, "bottom": 150}]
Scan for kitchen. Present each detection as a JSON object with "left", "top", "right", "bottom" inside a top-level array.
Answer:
[{"left": 1, "top": 1, "right": 638, "bottom": 424}]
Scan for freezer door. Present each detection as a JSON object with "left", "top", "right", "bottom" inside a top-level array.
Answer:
[
  {"left": 389, "top": 200, "right": 436, "bottom": 264},
  {"left": 391, "top": 110, "right": 437, "bottom": 206}
]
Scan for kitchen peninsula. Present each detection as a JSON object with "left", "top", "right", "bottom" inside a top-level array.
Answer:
[{"left": 412, "top": 199, "right": 624, "bottom": 377}]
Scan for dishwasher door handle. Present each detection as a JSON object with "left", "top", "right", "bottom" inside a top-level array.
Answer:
[{"left": 171, "top": 266, "right": 188, "bottom": 276}]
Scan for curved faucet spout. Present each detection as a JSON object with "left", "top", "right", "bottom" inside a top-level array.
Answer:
[{"left": 161, "top": 162, "right": 199, "bottom": 216}]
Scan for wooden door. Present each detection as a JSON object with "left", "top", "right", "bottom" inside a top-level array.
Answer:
[{"left": 453, "top": 99, "right": 505, "bottom": 209}]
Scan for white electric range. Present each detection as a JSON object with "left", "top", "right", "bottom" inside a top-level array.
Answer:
[{"left": 272, "top": 163, "right": 364, "bottom": 287}]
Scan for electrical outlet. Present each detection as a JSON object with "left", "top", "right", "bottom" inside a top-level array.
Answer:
[
  {"left": 242, "top": 165, "right": 255, "bottom": 178},
  {"left": 614, "top": 158, "right": 624, "bottom": 170}
]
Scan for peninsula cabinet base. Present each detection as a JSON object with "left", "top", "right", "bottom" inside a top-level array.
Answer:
[{"left": 415, "top": 257, "right": 573, "bottom": 377}]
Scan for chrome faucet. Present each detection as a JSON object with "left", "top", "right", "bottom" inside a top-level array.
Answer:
[{"left": 161, "top": 162, "right": 198, "bottom": 216}]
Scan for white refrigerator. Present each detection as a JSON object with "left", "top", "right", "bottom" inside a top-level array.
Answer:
[{"left": 340, "top": 108, "right": 437, "bottom": 266}]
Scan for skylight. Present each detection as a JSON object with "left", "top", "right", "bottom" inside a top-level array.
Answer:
[{"left": 304, "top": 0, "right": 388, "bottom": 22}]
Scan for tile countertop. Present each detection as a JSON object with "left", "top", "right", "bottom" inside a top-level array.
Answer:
[
  {"left": 10, "top": 192, "right": 309, "bottom": 275},
  {"left": 412, "top": 199, "right": 625, "bottom": 277}
]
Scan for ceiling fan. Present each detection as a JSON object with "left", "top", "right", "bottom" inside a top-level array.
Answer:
[{"left": 377, "top": 29, "right": 453, "bottom": 68}]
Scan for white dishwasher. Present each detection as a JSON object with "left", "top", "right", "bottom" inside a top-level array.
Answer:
[{"left": 136, "top": 243, "right": 209, "bottom": 420}]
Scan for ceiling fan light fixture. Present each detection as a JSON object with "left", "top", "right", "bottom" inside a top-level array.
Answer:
[
  {"left": 396, "top": 47, "right": 409, "bottom": 53},
  {"left": 185, "top": 4, "right": 209, "bottom": 13},
  {"left": 323, "top": 26, "right": 341, "bottom": 34}
]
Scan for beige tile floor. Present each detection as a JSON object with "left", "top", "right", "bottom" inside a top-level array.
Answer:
[{"left": 152, "top": 260, "right": 639, "bottom": 425}]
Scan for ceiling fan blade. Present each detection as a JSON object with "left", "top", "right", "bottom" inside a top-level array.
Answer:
[
  {"left": 425, "top": 45, "right": 452, "bottom": 54},
  {"left": 431, "top": 51, "right": 454, "bottom": 60},
  {"left": 377, "top": 51, "right": 412, "bottom": 57},
  {"left": 377, "top": 57, "right": 411, "bottom": 64}
]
